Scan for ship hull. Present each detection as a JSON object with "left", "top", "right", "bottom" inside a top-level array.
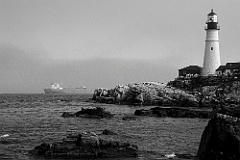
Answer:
[{"left": 44, "top": 88, "right": 85, "bottom": 94}]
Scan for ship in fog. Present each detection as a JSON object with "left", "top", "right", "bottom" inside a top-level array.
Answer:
[{"left": 44, "top": 83, "right": 86, "bottom": 94}]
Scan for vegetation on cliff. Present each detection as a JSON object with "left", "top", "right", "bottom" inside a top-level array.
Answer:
[{"left": 168, "top": 75, "right": 240, "bottom": 108}]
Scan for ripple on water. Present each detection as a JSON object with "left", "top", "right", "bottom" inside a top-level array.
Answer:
[{"left": 0, "top": 94, "right": 207, "bottom": 160}]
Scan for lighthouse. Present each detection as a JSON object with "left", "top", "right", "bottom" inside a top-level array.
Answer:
[{"left": 201, "top": 9, "right": 221, "bottom": 76}]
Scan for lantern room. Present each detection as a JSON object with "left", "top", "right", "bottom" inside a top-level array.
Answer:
[{"left": 205, "top": 9, "right": 220, "bottom": 30}]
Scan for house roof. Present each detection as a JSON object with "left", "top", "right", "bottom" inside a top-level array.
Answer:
[
  {"left": 226, "top": 63, "right": 240, "bottom": 68},
  {"left": 216, "top": 62, "right": 240, "bottom": 71},
  {"left": 179, "top": 65, "right": 202, "bottom": 71},
  {"left": 216, "top": 65, "right": 226, "bottom": 71}
]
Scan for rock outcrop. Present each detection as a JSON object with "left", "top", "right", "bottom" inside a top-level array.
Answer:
[
  {"left": 92, "top": 82, "right": 198, "bottom": 106},
  {"left": 92, "top": 76, "right": 240, "bottom": 107},
  {"left": 29, "top": 131, "right": 138, "bottom": 159},
  {"left": 135, "top": 107, "right": 212, "bottom": 118},
  {"left": 197, "top": 107, "right": 240, "bottom": 160},
  {"left": 61, "top": 107, "right": 113, "bottom": 119}
]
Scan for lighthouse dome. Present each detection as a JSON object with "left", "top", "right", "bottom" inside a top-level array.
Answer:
[{"left": 208, "top": 9, "right": 217, "bottom": 16}]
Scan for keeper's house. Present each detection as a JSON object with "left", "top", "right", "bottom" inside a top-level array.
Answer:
[
  {"left": 216, "top": 62, "right": 240, "bottom": 77},
  {"left": 178, "top": 65, "right": 202, "bottom": 77}
]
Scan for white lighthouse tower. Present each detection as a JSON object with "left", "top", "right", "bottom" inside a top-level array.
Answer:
[{"left": 201, "top": 9, "right": 221, "bottom": 76}]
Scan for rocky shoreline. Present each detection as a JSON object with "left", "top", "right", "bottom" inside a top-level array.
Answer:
[
  {"left": 92, "top": 76, "right": 240, "bottom": 109},
  {"left": 91, "top": 76, "right": 240, "bottom": 159},
  {"left": 30, "top": 76, "right": 240, "bottom": 159}
]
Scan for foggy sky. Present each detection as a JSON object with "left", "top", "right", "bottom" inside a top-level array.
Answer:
[{"left": 1, "top": 0, "right": 240, "bottom": 93}]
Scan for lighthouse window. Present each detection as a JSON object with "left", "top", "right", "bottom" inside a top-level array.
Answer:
[{"left": 210, "top": 47, "right": 213, "bottom": 50}]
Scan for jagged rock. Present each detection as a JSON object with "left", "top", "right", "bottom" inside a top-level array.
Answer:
[
  {"left": 198, "top": 112, "right": 240, "bottom": 160},
  {"left": 61, "top": 107, "right": 113, "bottom": 119},
  {"left": 93, "top": 82, "right": 198, "bottom": 106},
  {"left": 92, "top": 88, "right": 116, "bottom": 103},
  {"left": 114, "top": 84, "right": 143, "bottom": 104},
  {"left": 92, "top": 77, "right": 240, "bottom": 107},
  {"left": 135, "top": 107, "right": 212, "bottom": 118},
  {"left": 29, "top": 131, "right": 138, "bottom": 159}
]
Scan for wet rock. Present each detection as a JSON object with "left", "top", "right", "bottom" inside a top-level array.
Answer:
[
  {"left": 198, "top": 110, "right": 240, "bottom": 160},
  {"left": 175, "top": 153, "right": 196, "bottom": 159},
  {"left": 29, "top": 143, "right": 50, "bottom": 155},
  {"left": 30, "top": 131, "right": 138, "bottom": 159},
  {"left": 95, "top": 96, "right": 116, "bottom": 104},
  {"left": 135, "top": 107, "right": 212, "bottom": 118},
  {"left": 61, "top": 107, "right": 113, "bottom": 119},
  {"left": 61, "top": 112, "right": 76, "bottom": 117},
  {"left": 134, "top": 109, "right": 153, "bottom": 116},
  {"left": 102, "top": 129, "right": 117, "bottom": 135}
]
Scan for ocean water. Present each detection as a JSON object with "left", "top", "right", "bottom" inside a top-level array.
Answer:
[{"left": 0, "top": 94, "right": 208, "bottom": 160}]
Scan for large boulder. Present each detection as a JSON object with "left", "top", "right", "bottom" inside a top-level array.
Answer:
[
  {"left": 197, "top": 109, "right": 240, "bottom": 160},
  {"left": 61, "top": 107, "right": 113, "bottom": 119},
  {"left": 29, "top": 131, "right": 138, "bottom": 159}
]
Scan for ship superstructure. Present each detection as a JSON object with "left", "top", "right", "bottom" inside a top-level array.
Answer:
[{"left": 44, "top": 83, "right": 86, "bottom": 94}]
